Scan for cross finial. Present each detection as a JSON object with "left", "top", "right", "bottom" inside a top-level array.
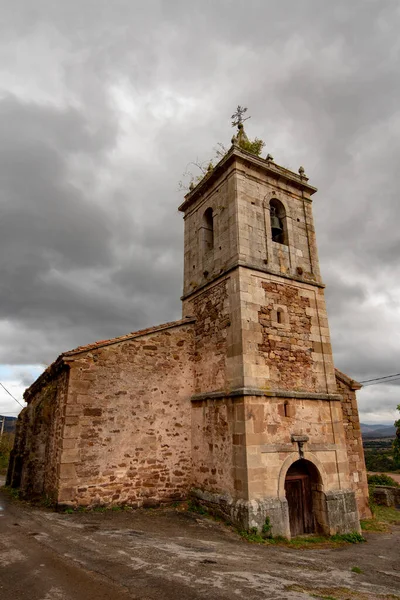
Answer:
[{"left": 231, "top": 105, "right": 251, "bottom": 128}]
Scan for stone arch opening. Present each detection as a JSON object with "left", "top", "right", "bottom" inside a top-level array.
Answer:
[
  {"left": 284, "top": 459, "right": 328, "bottom": 537},
  {"left": 270, "top": 198, "right": 288, "bottom": 245},
  {"left": 202, "top": 207, "right": 214, "bottom": 253}
]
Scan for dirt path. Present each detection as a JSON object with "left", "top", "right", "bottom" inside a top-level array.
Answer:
[{"left": 1, "top": 485, "right": 400, "bottom": 600}]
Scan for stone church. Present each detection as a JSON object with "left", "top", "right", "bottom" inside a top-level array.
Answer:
[{"left": 8, "top": 124, "right": 370, "bottom": 538}]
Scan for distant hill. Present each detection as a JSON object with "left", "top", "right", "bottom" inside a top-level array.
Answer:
[
  {"left": 361, "top": 423, "right": 396, "bottom": 438},
  {"left": 0, "top": 416, "right": 17, "bottom": 434}
]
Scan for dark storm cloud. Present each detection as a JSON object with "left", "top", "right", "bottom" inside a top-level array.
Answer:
[{"left": 0, "top": 0, "right": 399, "bottom": 422}]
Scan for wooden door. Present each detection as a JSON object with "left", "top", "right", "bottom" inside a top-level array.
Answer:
[{"left": 285, "top": 474, "right": 313, "bottom": 536}]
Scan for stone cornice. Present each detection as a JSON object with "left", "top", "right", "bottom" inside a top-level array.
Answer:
[
  {"left": 181, "top": 261, "right": 325, "bottom": 301},
  {"left": 191, "top": 387, "right": 342, "bottom": 402},
  {"left": 178, "top": 146, "right": 318, "bottom": 213}
]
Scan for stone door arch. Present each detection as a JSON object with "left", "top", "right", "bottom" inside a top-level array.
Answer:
[{"left": 284, "top": 459, "right": 328, "bottom": 537}]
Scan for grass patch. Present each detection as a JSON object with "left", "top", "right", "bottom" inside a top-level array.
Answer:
[
  {"left": 361, "top": 504, "right": 400, "bottom": 532},
  {"left": 330, "top": 532, "right": 365, "bottom": 544},
  {"left": 360, "top": 518, "right": 388, "bottom": 532},
  {"left": 238, "top": 530, "right": 365, "bottom": 548},
  {"left": 187, "top": 499, "right": 210, "bottom": 516},
  {"left": 368, "top": 473, "right": 399, "bottom": 487},
  {"left": 351, "top": 566, "right": 363, "bottom": 574},
  {"left": 2, "top": 485, "right": 21, "bottom": 500},
  {"left": 374, "top": 505, "right": 400, "bottom": 523}
]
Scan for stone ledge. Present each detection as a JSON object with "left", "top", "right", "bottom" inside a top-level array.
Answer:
[
  {"left": 181, "top": 261, "right": 325, "bottom": 301},
  {"left": 191, "top": 387, "right": 342, "bottom": 402}
]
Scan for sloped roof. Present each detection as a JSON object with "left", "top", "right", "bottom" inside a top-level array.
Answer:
[
  {"left": 335, "top": 368, "right": 362, "bottom": 390},
  {"left": 24, "top": 317, "right": 195, "bottom": 402},
  {"left": 64, "top": 317, "right": 195, "bottom": 356}
]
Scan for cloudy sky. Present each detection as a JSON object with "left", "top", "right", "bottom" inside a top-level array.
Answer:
[{"left": 1, "top": 0, "right": 399, "bottom": 424}]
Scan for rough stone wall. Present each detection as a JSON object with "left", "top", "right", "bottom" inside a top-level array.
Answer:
[
  {"left": 191, "top": 398, "right": 244, "bottom": 499},
  {"left": 336, "top": 373, "right": 371, "bottom": 518},
  {"left": 58, "top": 323, "right": 194, "bottom": 507},
  {"left": 8, "top": 369, "right": 69, "bottom": 501},
  {"left": 239, "top": 269, "right": 337, "bottom": 393},
  {"left": 187, "top": 278, "right": 232, "bottom": 394},
  {"left": 258, "top": 281, "right": 320, "bottom": 393}
]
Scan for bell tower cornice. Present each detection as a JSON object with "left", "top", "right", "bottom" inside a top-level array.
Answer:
[{"left": 178, "top": 145, "right": 317, "bottom": 214}]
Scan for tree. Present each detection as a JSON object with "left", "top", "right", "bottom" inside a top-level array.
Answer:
[{"left": 393, "top": 404, "right": 400, "bottom": 468}]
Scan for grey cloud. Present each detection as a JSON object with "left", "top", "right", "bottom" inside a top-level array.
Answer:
[{"left": 0, "top": 0, "right": 399, "bottom": 422}]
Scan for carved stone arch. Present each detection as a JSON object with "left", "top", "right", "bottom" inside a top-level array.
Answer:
[
  {"left": 202, "top": 206, "right": 214, "bottom": 253},
  {"left": 270, "top": 192, "right": 292, "bottom": 220},
  {"left": 269, "top": 196, "right": 289, "bottom": 245},
  {"left": 278, "top": 452, "right": 329, "bottom": 536},
  {"left": 278, "top": 452, "right": 327, "bottom": 500}
]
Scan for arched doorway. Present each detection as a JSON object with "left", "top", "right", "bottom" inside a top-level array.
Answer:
[{"left": 284, "top": 459, "right": 324, "bottom": 537}]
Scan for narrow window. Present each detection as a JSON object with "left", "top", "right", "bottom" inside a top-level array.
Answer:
[
  {"left": 270, "top": 199, "right": 288, "bottom": 245},
  {"left": 284, "top": 401, "right": 289, "bottom": 418},
  {"left": 202, "top": 207, "right": 214, "bottom": 253},
  {"left": 277, "top": 309, "right": 283, "bottom": 324}
]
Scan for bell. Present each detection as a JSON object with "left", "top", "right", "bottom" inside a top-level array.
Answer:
[{"left": 271, "top": 215, "right": 282, "bottom": 236}]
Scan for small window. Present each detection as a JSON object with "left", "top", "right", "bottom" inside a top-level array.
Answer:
[
  {"left": 277, "top": 309, "right": 283, "bottom": 324},
  {"left": 284, "top": 401, "right": 289, "bottom": 417},
  {"left": 270, "top": 199, "right": 288, "bottom": 245},
  {"left": 202, "top": 207, "right": 214, "bottom": 253}
]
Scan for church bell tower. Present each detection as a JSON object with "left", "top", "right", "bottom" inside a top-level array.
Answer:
[{"left": 179, "top": 123, "right": 361, "bottom": 537}]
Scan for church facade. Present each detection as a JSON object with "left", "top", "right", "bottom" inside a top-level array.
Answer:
[{"left": 8, "top": 128, "right": 370, "bottom": 537}]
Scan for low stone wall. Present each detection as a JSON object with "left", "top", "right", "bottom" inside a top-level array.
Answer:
[
  {"left": 192, "top": 487, "right": 360, "bottom": 538},
  {"left": 372, "top": 485, "right": 400, "bottom": 508}
]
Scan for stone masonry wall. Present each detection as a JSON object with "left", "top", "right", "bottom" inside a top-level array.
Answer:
[
  {"left": 258, "top": 281, "right": 315, "bottom": 392},
  {"left": 8, "top": 368, "right": 69, "bottom": 501},
  {"left": 239, "top": 269, "right": 337, "bottom": 393},
  {"left": 235, "top": 160, "right": 322, "bottom": 283},
  {"left": 336, "top": 373, "right": 371, "bottom": 518},
  {"left": 191, "top": 398, "right": 244, "bottom": 499},
  {"left": 189, "top": 279, "right": 231, "bottom": 394},
  {"left": 242, "top": 395, "right": 352, "bottom": 502},
  {"left": 58, "top": 323, "right": 194, "bottom": 507},
  {"left": 182, "top": 162, "right": 237, "bottom": 298}
]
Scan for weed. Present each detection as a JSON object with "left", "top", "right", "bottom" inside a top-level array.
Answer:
[
  {"left": 92, "top": 505, "right": 107, "bottom": 513},
  {"left": 351, "top": 566, "right": 363, "bottom": 574},
  {"left": 64, "top": 507, "right": 74, "bottom": 514},
  {"left": 261, "top": 516, "right": 272, "bottom": 539},
  {"left": 3, "top": 485, "right": 20, "bottom": 500},
  {"left": 330, "top": 532, "right": 365, "bottom": 544},
  {"left": 187, "top": 500, "right": 209, "bottom": 516}
]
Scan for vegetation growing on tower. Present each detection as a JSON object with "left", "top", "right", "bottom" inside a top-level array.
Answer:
[{"left": 178, "top": 106, "right": 265, "bottom": 191}]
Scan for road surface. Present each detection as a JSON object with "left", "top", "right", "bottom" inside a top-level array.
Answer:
[{"left": 1, "top": 482, "right": 400, "bottom": 599}]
